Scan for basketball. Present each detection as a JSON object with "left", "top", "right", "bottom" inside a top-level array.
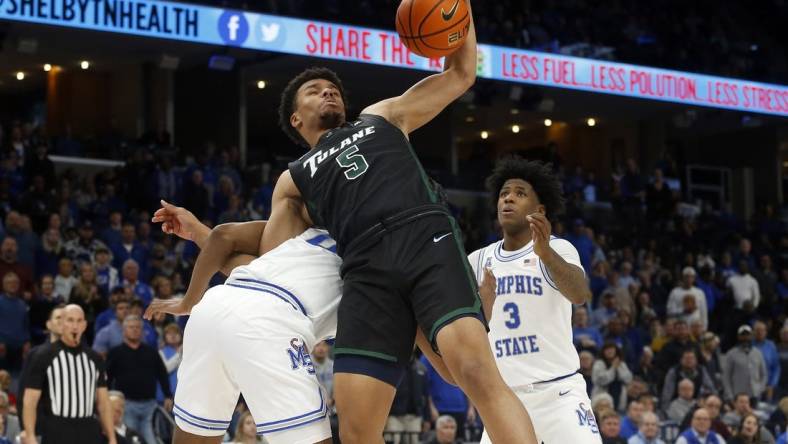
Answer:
[{"left": 396, "top": 0, "right": 471, "bottom": 59}]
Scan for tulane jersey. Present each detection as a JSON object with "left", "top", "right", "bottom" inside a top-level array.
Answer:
[
  {"left": 288, "top": 114, "right": 441, "bottom": 256},
  {"left": 468, "top": 237, "right": 583, "bottom": 387},
  {"left": 226, "top": 228, "right": 342, "bottom": 346}
]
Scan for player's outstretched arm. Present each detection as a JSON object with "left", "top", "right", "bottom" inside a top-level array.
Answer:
[
  {"left": 362, "top": 0, "right": 477, "bottom": 134},
  {"left": 260, "top": 170, "right": 312, "bottom": 254}
]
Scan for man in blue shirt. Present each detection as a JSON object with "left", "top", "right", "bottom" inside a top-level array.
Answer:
[
  {"left": 121, "top": 260, "right": 153, "bottom": 307},
  {"left": 753, "top": 320, "right": 780, "bottom": 401},
  {"left": 619, "top": 399, "right": 643, "bottom": 440},
  {"left": 0, "top": 271, "right": 30, "bottom": 370},
  {"left": 573, "top": 306, "right": 604, "bottom": 351}
]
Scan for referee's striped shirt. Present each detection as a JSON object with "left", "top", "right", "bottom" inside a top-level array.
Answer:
[{"left": 23, "top": 341, "right": 107, "bottom": 418}]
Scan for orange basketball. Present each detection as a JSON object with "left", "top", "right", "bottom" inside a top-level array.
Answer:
[{"left": 396, "top": 0, "right": 470, "bottom": 59}]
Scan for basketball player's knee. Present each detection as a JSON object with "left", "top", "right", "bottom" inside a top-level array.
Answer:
[
  {"left": 453, "top": 356, "right": 496, "bottom": 393},
  {"left": 338, "top": 421, "right": 366, "bottom": 444}
]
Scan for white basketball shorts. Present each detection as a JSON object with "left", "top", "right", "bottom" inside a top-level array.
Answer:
[
  {"left": 480, "top": 373, "right": 602, "bottom": 444},
  {"left": 173, "top": 284, "right": 331, "bottom": 444}
]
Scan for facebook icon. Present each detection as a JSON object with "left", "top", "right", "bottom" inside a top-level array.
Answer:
[{"left": 218, "top": 10, "right": 249, "bottom": 46}]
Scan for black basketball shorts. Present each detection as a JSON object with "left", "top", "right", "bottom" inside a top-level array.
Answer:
[{"left": 333, "top": 213, "right": 486, "bottom": 378}]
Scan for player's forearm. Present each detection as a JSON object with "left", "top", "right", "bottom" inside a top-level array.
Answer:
[
  {"left": 540, "top": 249, "right": 591, "bottom": 304},
  {"left": 443, "top": 0, "right": 477, "bottom": 84},
  {"left": 191, "top": 223, "right": 212, "bottom": 249},
  {"left": 182, "top": 228, "right": 237, "bottom": 310}
]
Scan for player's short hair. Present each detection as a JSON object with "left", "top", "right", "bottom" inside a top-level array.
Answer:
[
  {"left": 485, "top": 156, "right": 565, "bottom": 222},
  {"left": 278, "top": 67, "right": 349, "bottom": 147}
]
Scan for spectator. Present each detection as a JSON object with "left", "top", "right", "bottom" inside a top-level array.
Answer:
[
  {"left": 423, "top": 415, "right": 461, "bottom": 444},
  {"left": 779, "top": 326, "right": 788, "bottom": 399},
  {"left": 592, "top": 342, "right": 633, "bottom": 412},
  {"left": 599, "top": 409, "right": 627, "bottom": 444},
  {"left": 70, "top": 263, "right": 104, "bottom": 333},
  {"left": 99, "top": 212, "right": 123, "bottom": 247},
  {"left": 580, "top": 350, "right": 596, "bottom": 396},
  {"left": 95, "top": 289, "right": 128, "bottom": 333},
  {"left": 0, "top": 272, "right": 30, "bottom": 371},
  {"left": 651, "top": 318, "right": 676, "bottom": 353},
  {"left": 121, "top": 260, "right": 153, "bottom": 307},
  {"left": 667, "top": 267, "right": 708, "bottom": 330},
  {"left": 727, "top": 261, "right": 761, "bottom": 312},
  {"left": 28, "top": 275, "right": 64, "bottom": 344},
  {"left": 0, "top": 391, "right": 20, "bottom": 443},
  {"left": 127, "top": 299, "right": 158, "bottom": 346},
  {"left": 661, "top": 349, "right": 717, "bottom": 408},
  {"left": 752, "top": 321, "right": 780, "bottom": 402},
  {"left": 655, "top": 319, "right": 700, "bottom": 379},
  {"left": 21, "top": 304, "right": 116, "bottom": 444},
  {"left": 92, "top": 296, "right": 131, "bottom": 358},
  {"left": 592, "top": 292, "right": 620, "bottom": 329},
  {"left": 106, "top": 315, "right": 172, "bottom": 444},
  {"left": 34, "top": 228, "right": 64, "bottom": 280},
  {"left": 619, "top": 400, "right": 643, "bottom": 439},
  {"left": 5, "top": 212, "right": 37, "bottom": 267},
  {"left": 157, "top": 323, "right": 182, "bottom": 404},
  {"left": 53, "top": 257, "right": 77, "bottom": 303},
  {"left": 574, "top": 306, "right": 604, "bottom": 351},
  {"left": 728, "top": 413, "right": 775, "bottom": 444},
  {"left": 229, "top": 411, "right": 261, "bottom": 444},
  {"left": 699, "top": 332, "right": 724, "bottom": 392},
  {"left": 387, "top": 354, "right": 428, "bottom": 444},
  {"left": 421, "top": 355, "right": 473, "bottom": 437},
  {"left": 110, "top": 222, "right": 148, "bottom": 276},
  {"left": 107, "top": 391, "right": 144, "bottom": 444},
  {"left": 63, "top": 220, "right": 108, "bottom": 266},
  {"left": 182, "top": 170, "right": 210, "bottom": 220},
  {"left": 766, "top": 397, "right": 788, "bottom": 441},
  {"left": 723, "top": 394, "right": 755, "bottom": 429},
  {"left": 93, "top": 247, "right": 119, "bottom": 298},
  {"left": 566, "top": 218, "right": 595, "bottom": 273},
  {"left": 722, "top": 326, "right": 767, "bottom": 401},
  {"left": 676, "top": 408, "right": 727, "bottom": 444},
  {"left": 680, "top": 394, "right": 731, "bottom": 440},
  {"left": 627, "top": 411, "right": 664, "bottom": 444},
  {"left": 753, "top": 256, "right": 778, "bottom": 317},
  {"left": 0, "top": 237, "right": 34, "bottom": 297},
  {"left": 778, "top": 433, "right": 787, "bottom": 444},
  {"left": 667, "top": 379, "right": 697, "bottom": 423}
]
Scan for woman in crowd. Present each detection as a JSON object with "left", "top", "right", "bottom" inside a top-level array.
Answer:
[{"left": 592, "top": 342, "right": 634, "bottom": 412}]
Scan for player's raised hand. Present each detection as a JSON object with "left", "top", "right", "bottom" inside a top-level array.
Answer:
[
  {"left": 143, "top": 297, "right": 192, "bottom": 320},
  {"left": 527, "top": 212, "right": 552, "bottom": 258},
  {"left": 152, "top": 200, "right": 200, "bottom": 241}
]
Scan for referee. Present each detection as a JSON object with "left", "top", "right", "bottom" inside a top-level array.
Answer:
[{"left": 21, "top": 304, "right": 116, "bottom": 444}]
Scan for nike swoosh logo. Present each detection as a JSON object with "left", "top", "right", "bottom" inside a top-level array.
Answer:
[
  {"left": 559, "top": 389, "right": 571, "bottom": 396},
  {"left": 441, "top": 0, "right": 460, "bottom": 21},
  {"left": 433, "top": 232, "right": 453, "bottom": 243}
]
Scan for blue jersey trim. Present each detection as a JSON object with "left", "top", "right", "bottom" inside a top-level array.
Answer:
[
  {"left": 538, "top": 260, "right": 560, "bottom": 291},
  {"left": 305, "top": 233, "right": 331, "bottom": 246},
  {"left": 226, "top": 284, "right": 302, "bottom": 314},
  {"left": 256, "top": 388, "right": 327, "bottom": 434},
  {"left": 305, "top": 233, "right": 337, "bottom": 254},
  {"left": 494, "top": 242, "right": 533, "bottom": 262},
  {"left": 228, "top": 278, "right": 308, "bottom": 315},
  {"left": 173, "top": 412, "right": 228, "bottom": 431},
  {"left": 173, "top": 404, "right": 230, "bottom": 424}
]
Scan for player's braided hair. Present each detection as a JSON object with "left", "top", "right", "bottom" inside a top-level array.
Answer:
[
  {"left": 485, "top": 155, "right": 565, "bottom": 222},
  {"left": 278, "top": 67, "right": 349, "bottom": 147}
]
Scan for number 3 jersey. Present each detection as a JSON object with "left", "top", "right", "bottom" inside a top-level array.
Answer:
[
  {"left": 468, "top": 237, "right": 583, "bottom": 387},
  {"left": 288, "top": 114, "right": 443, "bottom": 257}
]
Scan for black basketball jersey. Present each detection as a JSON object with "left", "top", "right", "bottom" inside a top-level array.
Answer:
[{"left": 288, "top": 114, "right": 443, "bottom": 256}]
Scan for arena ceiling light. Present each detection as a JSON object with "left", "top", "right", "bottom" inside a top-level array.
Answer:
[
  {"left": 43, "top": 64, "right": 52, "bottom": 72},
  {"left": 465, "top": 116, "right": 474, "bottom": 123},
  {"left": 481, "top": 131, "right": 489, "bottom": 140},
  {"left": 16, "top": 72, "right": 25, "bottom": 80},
  {"left": 544, "top": 119, "right": 553, "bottom": 127},
  {"left": 80, "top": 61, "right": 90, "bottom": 70},
  {"left": 511, "top": 125, "right": 521, "bottom": 134},
  {"left": 587, "top": 118, "right": 596, "bottom": 127},
  {"left": 257, "top": 80, "right": 267, "bottom": 89}
]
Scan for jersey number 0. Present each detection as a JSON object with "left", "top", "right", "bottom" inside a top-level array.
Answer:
[{"left": 336, "top": 145, "right": 369, "bottom": 180}]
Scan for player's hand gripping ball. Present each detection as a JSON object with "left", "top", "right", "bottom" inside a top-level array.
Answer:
[{"left": 396, "top": 0, "right": 470, "bottom": 59}]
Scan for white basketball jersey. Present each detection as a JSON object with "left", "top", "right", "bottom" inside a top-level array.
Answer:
[
  {"left": 468, "top": 237, "right": 582, "bottom": 387},
  {"left": 226, "top": 228, "right": 342, "bottom": 344}
]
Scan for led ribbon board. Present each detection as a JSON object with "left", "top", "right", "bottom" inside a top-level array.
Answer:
[{"left": 1, "top": 0, "right": 786, "bottom": 116}]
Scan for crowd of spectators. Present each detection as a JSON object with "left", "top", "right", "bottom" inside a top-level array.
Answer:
[
  {"left": 0, "top": 113, "right": 786, "bottom": 444},
  {"left": 190, "top": 0, "right": 787, "bottom": 83}
]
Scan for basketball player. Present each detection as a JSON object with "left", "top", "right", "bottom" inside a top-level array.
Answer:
[
  {"left": 469, "top": 157, "right": 602, "bottom": 444},
  {"left": 144, "top": 211, "right": 338, "bottom": 444},
  {"left": 145, "top": 201, "right": 464, "bottom": 444},
  {"left": 252, "top": 2, "right": 536, "bottom": 442}
]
